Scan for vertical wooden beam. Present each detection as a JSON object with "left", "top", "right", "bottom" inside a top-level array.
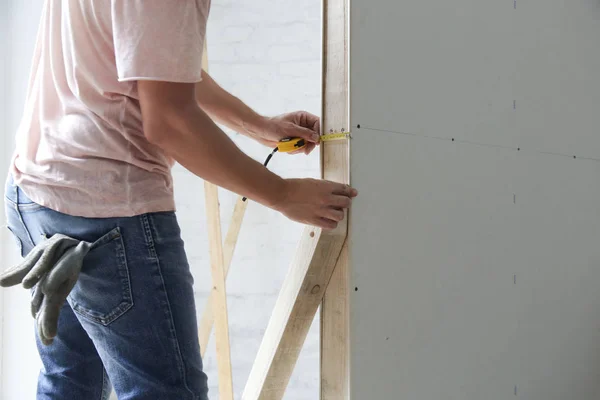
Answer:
[
  {"left": 320, "top": 0, "right": 350, "bottom": 397},
  {"left": 199, "top": 197, "right": 248, "bottom": 357},
  {"left": 320, "top": 245, "right": 349, "bottom": 400},
  {"left": 242, "top": 0, "right": 350, "bottom": 398},
  {"left": 201, "top": 39, "right": 234, "bottom": 400},
  {"left": 198, "top": 37, "right": 250, "bottom": 358},
  {"left": 205, "top": 183, "right": 234, "bottom": 399}
]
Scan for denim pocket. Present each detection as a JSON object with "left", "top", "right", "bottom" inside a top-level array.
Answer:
[{"left": 69, "top": 227, "right": 134, "bottom": 326}]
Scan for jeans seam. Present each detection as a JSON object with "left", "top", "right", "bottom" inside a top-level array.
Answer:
[
  {"left": 13, "top": 185, "right": 36, "bottom": 248},
  {"left": 101, "top": 367, "right": 109, "bottom": 400},
  {"left": 141, "top": 214, "right": 195, "bottom": 399}
]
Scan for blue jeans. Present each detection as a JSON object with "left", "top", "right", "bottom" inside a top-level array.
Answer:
[{"left": 4, "top": 175, "right": 209, "bottom": 400}]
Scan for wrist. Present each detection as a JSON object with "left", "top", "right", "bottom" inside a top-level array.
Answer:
[
  {"left": 242, "top": 114, "right": 270, "bottom": 136},
  {"left": 263, "top": 176, "right": 289, "bottom": 211}
]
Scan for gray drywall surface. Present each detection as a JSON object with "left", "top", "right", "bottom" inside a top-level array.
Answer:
[{"left": 348, "top": 1, "right": 600, "bottom": 399}]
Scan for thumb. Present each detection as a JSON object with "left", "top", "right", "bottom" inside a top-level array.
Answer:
[{"left": 286, "top": 123, "right": 320, "bottom": 144}]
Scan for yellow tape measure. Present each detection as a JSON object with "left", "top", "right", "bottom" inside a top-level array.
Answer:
[
  {"left": 277, "top": 137, "right": 307, "bottom": 153},
  {"left": 276, "top": 132, "right": 351, "bottom": 153},
  {"left": 320, "top": 131, "right": 352, "bottom": 142}
]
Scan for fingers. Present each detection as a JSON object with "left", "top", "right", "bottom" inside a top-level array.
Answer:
[
  {"left": 23, "top": 239, "right": 78, "bottom": 289},
  {"left": 322, "top": 207, "right": 345, "bottom": 222},
  {"left": 42, "top": 252, "right": 75, "bottom": 292},
  {"left": 328, "top": 194, "right": 352, "bottom": 209},
  {"left": 303, "top": 142, "right": 317, "bottom": 155},
  {"left": 280, "top": 111, "right": 320, "bottom": 131},
  {"left": 331, "top": 183, "right": 358, "bottom": 198},
  {"left": 297, "top": 111, "right": 320, "bottom": 134},
  {"left": 0, "top": 246, "right": 44, "bottom": 287},
  {"left": 287, "top": 141, "right": 317, "bottom": 156},
  {"left": 31, "top": 285, "right": 44, "bottom": 318},
  {"left": 317, "top": 218, "right": 338, "bottom": 230},
  {"left": 43, "top": 242, "right": 88, "bottom": 292},
  {"left": 308, "top": 208, "right": 344, "bottom": 230},
  {"left": 37, "top": 299, "right": 59, "bottom": 346},
  {"left": 31, "top": 274, "right": 47, "bottom": 318},
  {"left": 290, "top": 125, "right": 320, "bottom": 143},
  {"left": 310, "top": 116, "right": 320, "bottom": 135},
  {"left": 38, "top": 277, "right": 75, "bottom": 346}
]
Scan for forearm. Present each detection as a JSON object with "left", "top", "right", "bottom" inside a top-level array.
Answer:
[
  {"left": 195, "top": 70, "right": 265, "bottom": 135},
  {"left": 148, "top": 102, "right": 285, "bottom": 208}
]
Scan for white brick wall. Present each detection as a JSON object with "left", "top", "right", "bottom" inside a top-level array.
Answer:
[{"left": 1, "top": 0, "right": 322, "bottom": 399}]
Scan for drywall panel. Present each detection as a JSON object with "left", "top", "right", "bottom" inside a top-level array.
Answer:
[{"left": 349, "top": 0, "right": 600, "bottom": 399}]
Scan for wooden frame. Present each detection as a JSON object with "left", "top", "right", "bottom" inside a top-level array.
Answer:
[
  {"left": 204, "top": 182, "right": 234, "bottom": 399},
  {"left": 198, "top": 197, "right": 248, "bottom": 357},
  {"left": 199, "top": 1, "right": 350, "bottom": 397},
  {"left": 200, "top": 41, "right": 248, "bottom": 400},
  {"left": 319, "top": 0, "right": 350, "bottom": 397},
  {"left": 242, "top": 0, "right": 350, "bottom": 398}
]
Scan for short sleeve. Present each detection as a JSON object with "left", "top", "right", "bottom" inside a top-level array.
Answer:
[{"left": 111, "top": 0, "right": 210, "bottom": 82}]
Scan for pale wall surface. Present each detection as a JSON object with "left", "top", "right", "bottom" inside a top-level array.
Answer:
[
  {"left": 1, "top": 1, "right": 322, "bottom": 399},
  {"left": 349, "top": 0, "right": 600, "bottom": 399}
]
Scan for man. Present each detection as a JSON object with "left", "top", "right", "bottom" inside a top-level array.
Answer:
[{"left": 4, "top": 1, "right": 357, "bottom": 399}]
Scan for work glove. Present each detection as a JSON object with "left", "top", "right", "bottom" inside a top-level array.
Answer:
[{"left": 0, "top": 234, "right": 92, "bottom": 345}]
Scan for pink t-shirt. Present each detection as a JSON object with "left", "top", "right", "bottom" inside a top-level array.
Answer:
[{"left": 10, "top": 0, "right": 211, "bottom": 217}]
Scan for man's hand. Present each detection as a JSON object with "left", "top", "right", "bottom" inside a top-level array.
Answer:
[
  {"left": 247, "top": 111, "right": 321, "bottom": 155},
  {"left": 194, "top": 72, "right": 321, "bottom": 155},
  {"left": 140, "top": 80, "right": 358, "bottom": 227},
  {"left": 275, "top": 179, "right": 358, "bottom": 230}
]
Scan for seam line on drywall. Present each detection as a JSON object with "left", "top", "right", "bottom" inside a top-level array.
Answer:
[{"left": 357, "top": 125, "right": 600, "bottom": 163}]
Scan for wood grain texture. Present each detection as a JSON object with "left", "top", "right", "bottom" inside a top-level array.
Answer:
[
  {"left": 321, "top": 243, "right": 349, "bottom": 400},
  {"left": 204, "top": 182, "right": 234, "bottom": 399},
  {"left": 242, "top": 1, "right": 350, "bottom": 397},
  {"left": 242, "top": 226, "right": 347, "bottom": 400},
  {"left": 201, "top": 40, "right": 234, "bottom": 400},
  {"left": 320, "top": 0, "right": 350, "bottom": 398},
  {"left": 199, "top": 197, "right": 248, "bottom": 357}
]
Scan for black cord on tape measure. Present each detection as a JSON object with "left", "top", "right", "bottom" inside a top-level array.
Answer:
[{"left": 242, "top": 147, "right": 279, "bottom": 202}]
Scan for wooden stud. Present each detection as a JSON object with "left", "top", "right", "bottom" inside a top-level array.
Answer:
[
  {"left": 320, "top": 0, "right": 350, "bottom": 398},
  {"left": 199, "top": 197, "right": 249, "bottom": 357},
  {"left": 320, "top": 244, "right": 349, "bottom": 400},
  {"left": 201, "top": 38, "right": 234, "bottom": 400},
  {"left": 242, "top": 0, "right": 350, "bottom": 397},
  {"left": 204, "top": 182, "right": 234, "bottom": 400}
]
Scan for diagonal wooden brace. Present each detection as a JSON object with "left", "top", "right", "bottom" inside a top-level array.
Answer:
[{"left": 242, "top": 222, "right": 348, "bottom": 400}]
